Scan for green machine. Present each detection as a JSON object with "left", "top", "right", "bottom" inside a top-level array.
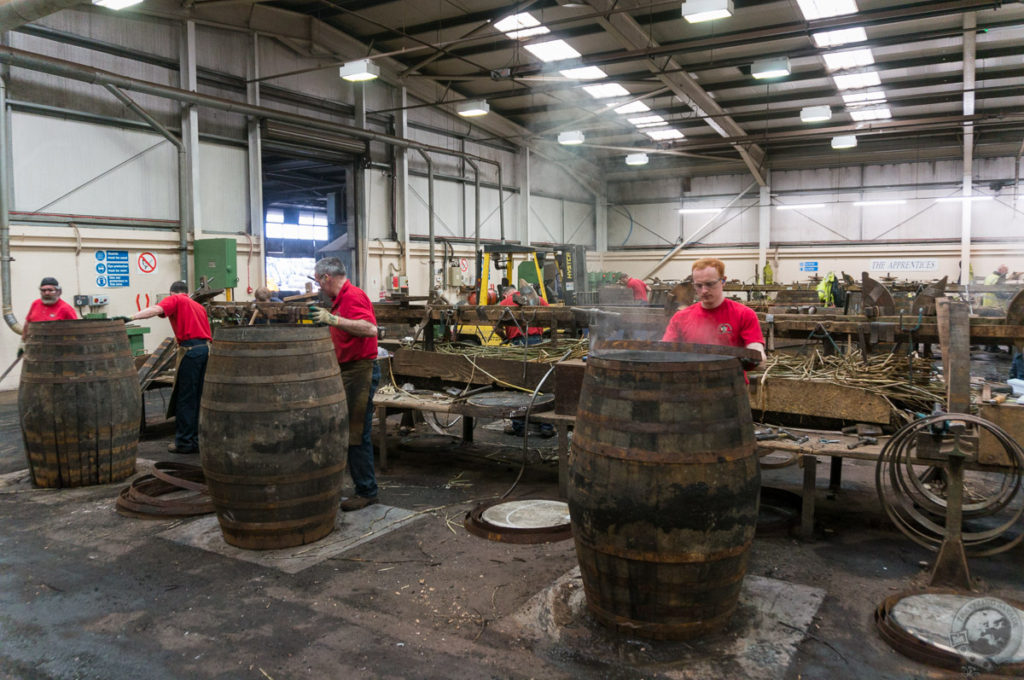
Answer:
[{"left": 193, "top": 238, "right": 239, "bottom": 290}]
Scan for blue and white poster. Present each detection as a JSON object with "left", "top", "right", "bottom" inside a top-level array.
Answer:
[{"left": 94, "top": 250, "right": 130, "bottom": 288}]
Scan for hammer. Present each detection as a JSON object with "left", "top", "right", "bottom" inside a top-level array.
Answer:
[{"left": 847, "top": 436, "right": 878, "bottom": 450}]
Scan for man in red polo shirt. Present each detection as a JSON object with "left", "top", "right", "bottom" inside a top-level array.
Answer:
[
  {"left": 618, "top": 273, "right": 649, "bottom": 303},
  {"left": 25, "top": 276, "right": 78, "bottom": 325},
  {"left": 132, "top": 280, "right": 212, "bottom": 454},
  {"left": 499, "top": 281, "right": 549, "bottom": 346},
  {"left": 310, "top": 257, "right": 381, "bottom": 511}
]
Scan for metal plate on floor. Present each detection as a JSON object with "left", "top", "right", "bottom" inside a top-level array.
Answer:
[
  {"left": 464, "top": 392, "right": 554, "bottom": 418},
  {"left": 465, "top": 498, "right": 572, "bottom": 543}
]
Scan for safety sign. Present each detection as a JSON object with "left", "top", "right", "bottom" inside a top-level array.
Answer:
[
  {"left": 799, "top": 261, "right": 819, "bottom": 272},
  {"left": 95, "top": 250, "right": 130, "bottom": 287},
  {"left": 138, "top": 252, "right": 157, "bottom": 274}
]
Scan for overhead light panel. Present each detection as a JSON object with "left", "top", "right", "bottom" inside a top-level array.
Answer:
[
  {"left": 751, "top": 57, "right": 791, "bottom": 79},
  {"left": 796, "top": 0, "right": 859, "bottom": 21},
  {"left": 679, "top": 207, "right": 722, "bottom": 214},
  {"left": 456, "top": 100, "right": 490, "bottom": 117},
  {"left": 560, "top": 66, "right": 607, "bottom": 80},
  {"left": 524, "top": 39, "right": 580, "bottom": 62},
  {"left": 583, "top": 83, "right": 632, "bottom": 99},
  {"left": 557, "top": 130, "right": 585, "bottom": 145},
  {"left": 823, "top": 49, "right": 875, "bottom": 72},
  {"left": 833, "top": 71, "right": 881, "bottom": 90},
  {"left": 682, "top": 0, "right": 733, "bottom": 23},
  {"left": 92, "top": 0, "right": 144, "bottom": 8},
  {"left": 614, "top": 101, "right": 650, "bottom": 115},
  {"left": 831, "top": 135, "right": 857, "bottom": 149},
  {"left": 776, "top": 203, "right": 826, "bottom": 210},
  {"left": 812, "top": 27, "right": 867, "bottom": 48},
  {"left": 645, "top": 128, "right": 684, "bottom": 141},
  {"left": 848, "top": 107, "right": 891, "bottom": 121},
  {"left": 494, "top": 13, "right": 550, "bottom": 40},
  {"left": 339, "top": 59, "right": 380, "bottom": 82},
  {"left": 625, "top": 153, "right": 649, "bottom": 166},
  {"left": 854, "top": 199, "right": 906, "bottom": 207},
  {"left": 800, "top": 105, "right": 832, "bottom": 122}
]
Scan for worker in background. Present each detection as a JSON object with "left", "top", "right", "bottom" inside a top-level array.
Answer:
[
  {"left": 981, "top": 264, "right": 1009, "bottom": 309},
  {"left": 662, "top": 258, "right": 765, "bottom": 374},
  {"left": 131, "top": 281, "right": 212, "bottom": 454},
  {"left": 500, "top": 281, "right": 555, "bottom": 438},
  {"left": 618, "top": 273, "right": 649, "bottom": 303},
  {"left": 253, "top": 286, "right": 283, "bottom": 303},
  {"left": 310, "top": 257, "right": 381, "bottom": 512}
]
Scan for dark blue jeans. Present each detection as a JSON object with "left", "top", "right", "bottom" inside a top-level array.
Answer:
[
  {"left": 175, "top": 342, "right": 208, "bottom": 451},
  {"left": 345, "top": 359, "right": 380, "bottom": 499}
]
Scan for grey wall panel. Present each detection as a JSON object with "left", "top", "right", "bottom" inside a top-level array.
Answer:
[
  {"left": 530, "top": 155, "right": 592, "bottom": 203},
  {"left": 198, "top": 142, "right": 248, "bottom": 233}
]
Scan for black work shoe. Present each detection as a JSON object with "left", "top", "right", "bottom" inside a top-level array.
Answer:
[
  {"left": 340, "top": 496, "right": 379, "bottom": 512},
  {"left": 167, "top": 443, "right": 198, "bottom": 454}
]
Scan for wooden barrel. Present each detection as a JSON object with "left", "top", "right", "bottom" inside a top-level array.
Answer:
[
  {"left": 567, "top": 346, "right": 760, "bottom": 640},
  {"left": 199, "top": 325, "right": 348, "bottom": 550},
  {"left": 19, "top": 319, "right": 141, "bottom": 488}
]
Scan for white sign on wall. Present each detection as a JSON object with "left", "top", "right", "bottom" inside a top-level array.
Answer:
[{"left": 869, "top": 259, "right": 938, "bottom": 272}]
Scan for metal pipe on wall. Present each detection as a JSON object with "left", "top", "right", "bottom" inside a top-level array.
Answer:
[
  {"left": 0, "top": 76, "right": 20, "bottom": 334},
  {"left": 465, "top": 158, "right": 481, "bottom": 280},
  {"left": 103, "top": 85, "right": 190, "bottom": 282},
  {"left": 416, "top": 149, "right": 435, "bottom": 299},
  {"left": 0, "top": 45, "right": 509, "bottom": 254}
]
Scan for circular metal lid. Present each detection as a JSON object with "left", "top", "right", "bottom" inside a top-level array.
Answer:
[
  {"left": 465, "top": 392, "right": 554, "bottom": 411},
  {"left": 464, "top": 498, "right": 572, "bottom": 544}
]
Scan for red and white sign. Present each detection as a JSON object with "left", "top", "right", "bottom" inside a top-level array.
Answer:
[
  {"left": 137, "top": 251, "right": 157, "bottom": 274},
  {"left": 459, "top": 258, "right": 469, "bottom": 272}
]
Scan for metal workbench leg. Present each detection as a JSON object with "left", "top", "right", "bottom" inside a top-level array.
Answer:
[
  {"left": 801, "top": 455, "right": 817, "bottom": 540},
  {"left": 828, "top": 455, "right": 843, "bottom": 494},
  {"left": 377, "top": 406, "right": 388, "bottom": 472},
  {"left": 462, "top": 416, "right": 474, "bottom": 443}
]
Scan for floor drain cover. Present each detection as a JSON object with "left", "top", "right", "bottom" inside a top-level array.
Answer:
[{"left": 465, "top": 499, "right": 572, "bottom": 543}]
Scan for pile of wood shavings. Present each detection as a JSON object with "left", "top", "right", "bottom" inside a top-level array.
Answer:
[{"left": 434, "top": 339, "right": 589, "bottom": 363}]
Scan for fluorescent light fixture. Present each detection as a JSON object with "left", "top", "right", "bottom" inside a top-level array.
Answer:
[
  {"left": 842, "top": 91, "right": 886, "bottom": 105},
  {"left": 833, "top": 71, "right": 881, "bottom": 90},
  {"left": 796, "top": 0, "right": 859, "bottom": 21},
  {"left": 557, "top": 130, "right": 585, "bottom": 145},
  {"left": 822, "top": 48, "right": 875, "bottom": 72},
  {"left": 629, "top": 115, "right": 667, "bottom": 128},
  {"left": 853, "top": 199, "right": 906, "bottom": 207},
  {"left": 339, "top": 59, "right": 380, "bottom": 82},
  {"left": 625, "top": 153, "right": 649, "bottom": 166},
  {"left": 682, "top": 0, "right": 734, "bottom": 23},
  {"left": 494, "top": 13, "right": 550, "bottom": 39},
  {"left": 92, "top": 0, "right": 143, "bottom": 8},
  {"left": 751, "top": 57, "right": 791, "bottom": 79},
  {"left": 800, "top": 105, "right": 832, "bottom": 122},
  {"left": 583, "top": 83, "right": 631, "bottom": 98},
  {"left": 812, "top": 27, "right": 867, "bottom": 48},
  {"left": 560, "top": 66, "right": 607, "bottom": 80},
  {"left": 848, "top": 106, "right": 891, "bottom": 121},
  {"left": 776, "top": 203, "right": 826, "bottom": 210},
  {"left": 679, "top": 207, "right": 722, "bottom": 214},
  {"left": 831, "top": 134, "right": 858, "bottom": 149},
  {"left": 614, "top": 101, "right": 650, "bottom": 114},
  {"left": 456, "top": 100, "right": 489, "bottom": 117},
  {"left": 524, "top": 39, "right": 580, "bottom": 62},
  {"left": 645, "top": 128, "right": 684, "bottom": 140},
  {"left": 935, "top": 195, "right": 994, "bottom": 203}
]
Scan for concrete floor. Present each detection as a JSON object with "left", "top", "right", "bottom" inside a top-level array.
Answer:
[{"left": 2, "top": 384, "right": 1024, "bottom": 680}]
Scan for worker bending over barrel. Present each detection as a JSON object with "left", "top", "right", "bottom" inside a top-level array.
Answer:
[
  {"left": 618, "top": 273, "right": 649, "bottom": 303},
  {"left": 132, "top": 281, "right": 212, "bottom": 454},
  {"left": 310, "top": 257, "right": 381, "bottom": 512},
  {"left": 662, "top": 258, "right": 765, "bottom": 370}
]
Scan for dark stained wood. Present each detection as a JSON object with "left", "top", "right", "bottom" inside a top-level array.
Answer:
[
  {"left": 19, "top": 319, "right": 141, "bottom": 488},
  {"left": 199, "top": 326, "right": 348, "bottom": 550},
  {"left": 749, "top": 376, "right": 892, "bottom": 424},
  {"left": 568, "top": 348, "right": 760, "bottom": 640},
  {"left": 391, "top": 348, "right": 555, "bottom": 392}
]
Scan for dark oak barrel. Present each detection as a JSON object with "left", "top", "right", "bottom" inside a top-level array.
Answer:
[
  {"left": 200, "top": 326, "right": 348, "bottom": 550},
  {"left": 19, "top": 319, "right": 141, "bottom": 488},
  {"left": 567, "top": 347, "right": 760, "bottom": 640}
]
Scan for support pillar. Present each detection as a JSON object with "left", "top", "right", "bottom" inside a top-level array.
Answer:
[{"left": 178, "top": 20, "right": 201, "bottom": 283}]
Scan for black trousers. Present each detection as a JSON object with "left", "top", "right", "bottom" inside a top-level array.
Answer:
[{"left": 175, "top": 343, "right": 209, "bottom": 450}]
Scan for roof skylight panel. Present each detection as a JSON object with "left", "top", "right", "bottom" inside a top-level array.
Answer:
[
  {"left": 583, "top": 83, "right": 632, "bottom": 98},
  {"left": 645, "top": 128, "right": 684, "bottom": 140},
  {"left": 614, "top": 101, "right": 651, "bottom": 114},
  {"left": 822, "top": 48, "right": 874, "bottom": 72},
  {"left": 848, "top": 107, "right": 892, "bottom": 121},
  {"left": 560, "top": 66, "right": 608, "bottom": 80},
  {"left": 629, "top": 115, "right": 667, "bottom": 128},
  {"left": 796, "top": 0, "right": 859, "bottom": 21},
  {"left": 524, "top": 39, "right": 580, "bottom": 62},
  {"left": 812, "top": 27, "right": 867, "bottom": 48},
  {"left": 833, "top": 71, "right": 881, "bottom": 90},
  {"left": 842, "top": 91, "right": 886, "bottom": 105},
  {"left": 494, "top": 13, "right": 550, "bottom": 40}
]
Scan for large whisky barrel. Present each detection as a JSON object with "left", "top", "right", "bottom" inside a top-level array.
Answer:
[
  {"left": 19, "top": 319, "right": 141, "bottom": 488},
  {"left": 199, "top": 325, "right": 348, "bottom": 550},
  {"left": 567, "top": 346, "right": 760, "bottom": 640}
]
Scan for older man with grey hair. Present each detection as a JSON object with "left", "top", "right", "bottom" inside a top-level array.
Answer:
[{"left": 310, "top": 258, "right": 381, "bottom": 511}]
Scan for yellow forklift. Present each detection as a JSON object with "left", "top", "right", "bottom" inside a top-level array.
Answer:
[{"left": 456, "top": 244, "right": 549, "bottom": 345}]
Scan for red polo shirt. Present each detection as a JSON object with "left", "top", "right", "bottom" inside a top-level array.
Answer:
[
  {"left": 329, "top": 280, "right": 378, "bottom": 363},
  {"left": 157, "top": 294, "right": 212, "bottom": 342},
  {"left": 25, "top": 299, "right": 78, "bottom": 323},
  {"left": 625, "top": 277, "right": 648, "bottom": 302},
  {"left": 500, "top": 292, "right": 548, "bottom": 339}
]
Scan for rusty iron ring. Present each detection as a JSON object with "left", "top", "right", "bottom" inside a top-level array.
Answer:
[{"left": 115, "top": 464, "right": 214, "bottom": 519}]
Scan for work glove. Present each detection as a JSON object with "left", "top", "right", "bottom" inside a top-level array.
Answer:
[
  {"left": 109, "top": 316, "right": 131, "bottom": 323},
  {"left": 309, "top": 305, "right": 341, "bottom": 327},
  {"left": 511, "top": 293, "right": 526, "bottom": 306},
  {"left": 740, "top": 357, "right": 761, "bottom": 371},
  {"left": 17, "top": 341, "right": 24, "bottom": 358}
]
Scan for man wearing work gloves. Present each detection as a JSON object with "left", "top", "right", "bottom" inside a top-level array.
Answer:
[{"left": 311, "top": 257, "right": 381, "bottom": 511}]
